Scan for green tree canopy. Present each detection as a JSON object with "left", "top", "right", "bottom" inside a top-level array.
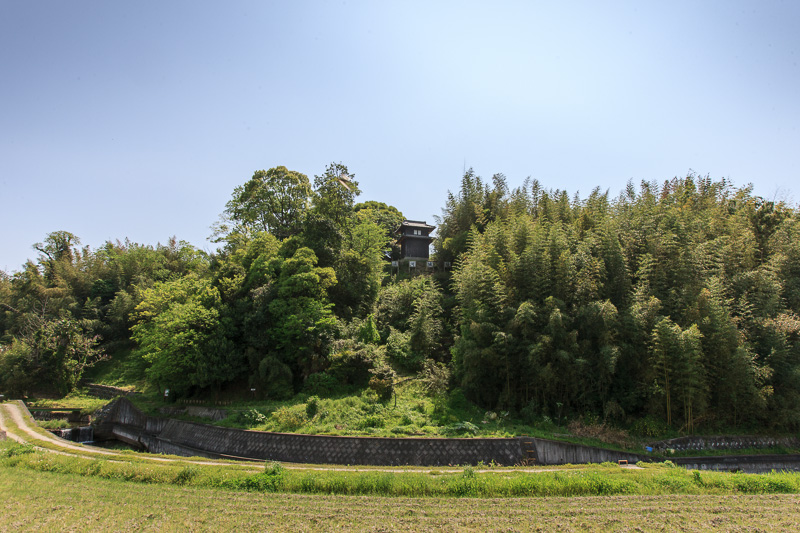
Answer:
[{"left": 222, "top": 166, "right": 312, "bottom": 241}]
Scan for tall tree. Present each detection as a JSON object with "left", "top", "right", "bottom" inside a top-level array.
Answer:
[
  {"left": 222, "top": 166, "right": 312, "bottom": 241},
  {"left": 131, "top": 274, "right": 243, "bottom": 395}
]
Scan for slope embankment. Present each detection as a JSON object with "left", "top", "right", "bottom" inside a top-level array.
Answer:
[{"left": 96, "top": 397, "right": 651, "bottom": 466}]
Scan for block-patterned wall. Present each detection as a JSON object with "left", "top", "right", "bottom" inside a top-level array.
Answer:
[{"left": 99, "top": 398, "right": 654, "bottom": 466}]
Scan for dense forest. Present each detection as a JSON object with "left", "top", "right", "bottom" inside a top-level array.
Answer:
[{"left": 2, "top": 164, "right": 799, "bottom": 434}]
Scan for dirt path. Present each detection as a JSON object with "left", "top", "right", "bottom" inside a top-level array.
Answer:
[
  {"left": 0, "top": 402, "right": 264, "bottom": 469},
  {"left": 2, "top": 402, "right": 118, "bottom": 456}
]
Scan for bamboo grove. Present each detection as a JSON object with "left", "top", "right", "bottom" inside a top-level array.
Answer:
[{"left": 441, "top": 171, "right": 800, "bottom": 432}]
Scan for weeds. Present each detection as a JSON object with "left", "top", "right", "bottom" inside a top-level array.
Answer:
[
  {"left": 37, "top": 419, "right": 70, "bottom": 429},
  {"left": 26, "top": 391, "right": 108, "bottom": 414},
  {"left": 173, "top": 465, "right": 200, "bottom": 485},
  {"left": 567, "top": 419, "right": 632, "bottom": 448},
  {"left": 232, "top": 409, "right": 267, "bottom": 426},
  {"left": 0, "top": 441, "right": 35, "bottom": 457}
]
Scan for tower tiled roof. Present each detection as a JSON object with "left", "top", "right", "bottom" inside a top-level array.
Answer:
[{"left": 394, "top": 220, "right": 436, "bottom": 233}]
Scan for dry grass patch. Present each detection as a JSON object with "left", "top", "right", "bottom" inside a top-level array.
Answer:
[{"left": 567, "top": 419, "right": 633, "bottom": 448}]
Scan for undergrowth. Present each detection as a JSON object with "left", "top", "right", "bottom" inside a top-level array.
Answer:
[{"left": 26, "top": 391, "right": 109, "bottom": 414}]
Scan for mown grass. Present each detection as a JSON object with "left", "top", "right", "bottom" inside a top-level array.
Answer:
[
  {"left": 2, "top": 466, "right": 800, "bottom": 532},
  {"left": 2, "top": 439, "right": 799, "bottom": 499}
]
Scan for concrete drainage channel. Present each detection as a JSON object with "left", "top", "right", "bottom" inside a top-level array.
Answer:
[
  {"left": 85, "top": 397, "right": 800, "bottom": 472},
  {"left": 48, "top": 426, "right": 94, "bottom": 444}
]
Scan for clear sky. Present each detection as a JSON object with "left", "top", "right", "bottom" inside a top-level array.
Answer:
[{"left": 2, "top": 0, "right": 798, "bottom": 272}]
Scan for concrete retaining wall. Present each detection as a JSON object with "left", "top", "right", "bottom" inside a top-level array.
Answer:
[
  {"left": 531, "top": 438, "right": 649, "bottom": 465},
  {"left": 48, "top": 427, "right": 94, "bottom": 443},
  {"left": 675, "top": 454, "right": 800, "bottom": 474},
  {"left": 92, "top": 399, "right": 800, "bottom": 470},
  {"left": 155, "top": 417, "right": 524, "bottom": 465},
  {"left": 651, "top": 435, "right": 800, "bottom": 453},
  {"left": 89, "top": 399, "right": 800, "bottom": 471},
  {"left": 95, "top": 398, "right": 655, "bottom": 467}
]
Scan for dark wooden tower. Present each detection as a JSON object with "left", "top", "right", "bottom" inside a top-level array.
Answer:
[{"left": 395, "top": 220, "right": 435, "bottom": 259}]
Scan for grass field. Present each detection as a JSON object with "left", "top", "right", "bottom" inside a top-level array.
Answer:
[
  {"left": 4, "top": 435, "right": 800, "bottom": 500},
  {"left": 2, "top": 467, "right": 800, "bottom": 532},
  {"left": 4, "top": 401, "right": 800, "bottom": 501},
  {"left": 4, "top": 400, "right": 800, "bottom": 532}
]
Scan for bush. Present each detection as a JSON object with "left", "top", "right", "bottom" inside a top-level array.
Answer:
[
  {"left": 368, "top": 376, "right": 392, "bottom": 401},
  {"left": 357, "top": 415, "right": 385, "bottom": 429},
  {"left": 264, "top": 461, "right": 285, "bottom": 475},
  {"left": 385, "top": 328, "right": 423, "bottom": 370},
  {"left": 303, "top": 372, "right": 340, "bottom": 397},
  {"left": 306, "top": 396, "right": 320, "bottom": 419},
  {"left": 327, "top": 340, "right": 379, "bottom": 388},
  {"left": 38, "top": 419, "right": 70, "bottom": 430},
  {"left": 443, "top": 422, "right": 479, "bottom": 435},
  {"left": 567, "top": 419, "right": 631, "bottom": 447},
  {"left": 272, "top": 406, "right": 307, "bottom": 431},
  {"left": 233, "top": 409, "right": 267, "bottom": 426},
  {"left": 228, "top": 470, "right": 285, "bottom": 492},
  {"left": 519, "top": 400, "right": 540, "bottom": 425},
  {"left": 173, "top": 465, "right": 199, "bottom": 485},
  {"left": 368, "top": 365, "right": 395, "bottom": 402},
  {"left": 630, "top": 416, "right": 668, "bottom": 437}
]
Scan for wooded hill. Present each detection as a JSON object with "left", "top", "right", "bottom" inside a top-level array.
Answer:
[{"left": 1, "top": 164, "right": 799, "bottom": 434}]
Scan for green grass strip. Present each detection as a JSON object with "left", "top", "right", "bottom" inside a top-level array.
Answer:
[{"left": 3, "top": 440, "right": 799, "bottom": 499}]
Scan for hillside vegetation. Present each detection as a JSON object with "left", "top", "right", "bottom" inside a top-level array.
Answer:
[{"left": 2, "top": 166, "right": 799, "bottom": 439}]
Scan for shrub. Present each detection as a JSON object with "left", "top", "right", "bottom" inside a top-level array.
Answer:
[
  {"left": 368, "top": 365, "right": 395, "bottom": 401},
  {"left": 230, "top": 470, "right": 285, "bottom": 492},
  {"left": 303, "top": 372, "right": 339, "bottom": 397},
  {"left": 368, "top": 377, "right": 392, "bottom": 401},
  {"left": 357, "top": 415, "right": 385, "bottom": 429},
  {"left": 603, "top": 400, "right": 626, "bottom": 424},
  {"left": 305, "top": 396, "right": 320, "bottom": 419},
  {"left": 385, "top": 328, "right": 422, "bottom": 370},
  {"left": 442, "top": 422, "right": 479, "bottom": 435},
  {"left": 630, "top": 416, "right": 668, "bottom": 437},
  {"left": 264, "top": 461, "right": 285, "bottom": 475},
  {"left": 38, "top": 419, "right": 70, "bottom": 430},
  {"left": 327, "top": 340, "right": 379, "bottom": 388},
  {"left": 519, "top": 400, "right": 540, "bottom": 425},
  {"left": 233, "top": 409, "right": 267, "bottom": 426},
  {"left": 567, "top": 419, "right": 631, "bottom": 447},
  {"left": 173, "top": 465, "right": 199, "bottom": 485},
  {"left": 272, "top": 406, "right": 307, "bottom": 431}
]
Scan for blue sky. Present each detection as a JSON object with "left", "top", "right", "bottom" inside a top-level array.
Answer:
[{"left": 2, "top": 1, "right": 798, "bottom": 272}]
